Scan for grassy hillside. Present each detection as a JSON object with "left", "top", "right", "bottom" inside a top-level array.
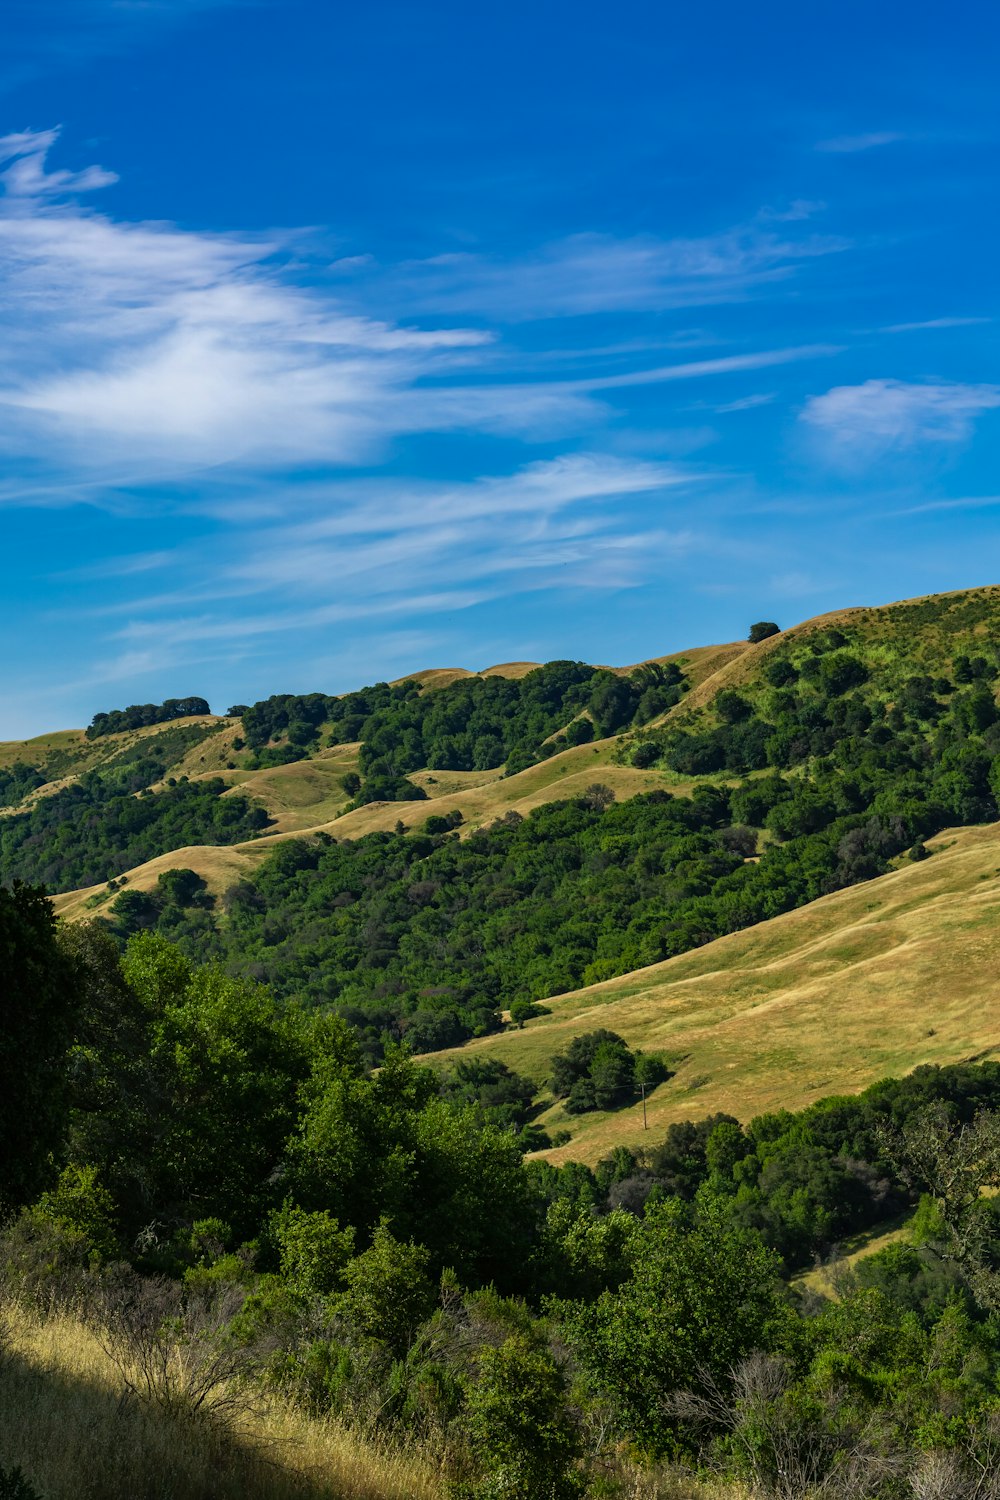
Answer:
[
  {"left": 51, "top": 737, "right": 716, "bottom": 918},
  {"left": 0, "top": 715, "right": 227, "bottom": 796},
  {"left": 659, "top": 584, "right": 1000, "bottom": 721},
  {"left": 0, "top": 1299, "right": 440, "bottom": 1500},
  {"left": 35, "top": 584, "right": 1000, "bottom": 1093},
  {"left": 425, "top": 817, "right": 1000, "bottom": 1162}
]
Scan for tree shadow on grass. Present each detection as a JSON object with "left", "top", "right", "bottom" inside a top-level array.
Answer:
[{"left": 0, "top": 1338, "right": 414, "bottom": 1500}]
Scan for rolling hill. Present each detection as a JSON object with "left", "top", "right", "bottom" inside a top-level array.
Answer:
[
  {"left": 7, "top": 583, "right": 1000, "bottom": 1163},
  {"left": 425, "top": 817, "right": 1000, "bottom": 1161}
]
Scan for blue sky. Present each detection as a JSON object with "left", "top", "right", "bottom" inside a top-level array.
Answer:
[{"left": 2, "top": 0, "right": 999, "bottom": 736}]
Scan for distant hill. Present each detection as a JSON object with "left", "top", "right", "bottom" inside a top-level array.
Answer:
[
  {"left": 7, "top": 584, "right": 1000, "bottom": 1149},
  {"left": 424, "top": 817, "right": 1000, "bottom": 1162}
]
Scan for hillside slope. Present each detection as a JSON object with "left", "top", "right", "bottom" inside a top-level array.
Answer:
[
  {"left": 660, "top": 584, "right": 1000, "bottom": 721},
  {"left": 426, "top": 819, "right": 1000, "bottom": 1162},
  {"left": 51, "top": 737, "right": 712, "bottom": 918}
]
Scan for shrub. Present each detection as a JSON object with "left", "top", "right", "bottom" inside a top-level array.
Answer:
[{"left": 453, "top": 1335, "right": 585, "bottom": 1500}]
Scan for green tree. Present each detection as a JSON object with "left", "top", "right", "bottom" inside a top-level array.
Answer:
[
  {"left": 109, "top": 934, "right": 314, "bottom": 1238},
  {"left": 337, "top": 1219, "right": 436, "bottom": 1355},
  {"left": 458, "top": 1335, "right": 584, "bottom": 1500},
  {"left": 272, "top": 1201, "right": 355, "bottom": 1297},
  {"left": 0, "top": 883, "right": 79, "bottom": 1214},
  {"left": 564, "top": 1198, "right": 783, "bottom": 1454},
  {"left": 880, "top": 1103, "right": 1000, "bottom": 1310},
  {"left": 748, "top": 621, "right": 781, "bottom": 643}
]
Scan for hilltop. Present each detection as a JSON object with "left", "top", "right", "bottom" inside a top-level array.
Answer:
[{"left": 5, "top": 582, "right": 1000, "bottom": 1134}]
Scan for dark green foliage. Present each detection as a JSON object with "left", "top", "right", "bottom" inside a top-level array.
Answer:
[
  {"left": 86, "top": 696, "right": 210, "bottom": 738},
  {"left": 551, "top": 1031, "right": 643, "bottom": 1113},
  {"left": 0, "top": 776, "right": 268, "bottom": 893},
  {"left": 337, "top": 1220, "right": 437, "bottom": 1355},
  {"left": 0, "top": 761, "right": 45, "bottom": 809},
  {"left": 0, "top": 883, "right": 80, "bottom": 1215},
  {"left": 438, "top": 1059, "right": 537, "bottom": 1133},
  {"left": 648, "top": 1113, "right": 742, "bottom": 1198},
  {"left": 129, "top": 762, "right": 944, "bottom": 1058},
  {"left": 0, "top": 1468, "right": 43, "bottom": 1500},
  {"left": 286, "top": 1050, "right": 541, "bottom": 1290},
  {"left": 6, "top": 890, "right": 1000, "bottom": 1491},
  {"left": 563, "top": 1199, "right": 784, "bottom": 1455},
  {"left": 456, "top": 1334, "right": 585, "bottom": 1499},
  {"left": 508, "top": 998, "right": 548, "bottom": 1028},
  {"left": 748, "top": 621, "right": 781, "bottom": 643},
  {"left": 238, "top": 660, "right": 687, "bottom": 798}
]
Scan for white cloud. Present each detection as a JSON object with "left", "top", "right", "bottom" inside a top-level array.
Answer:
[
  {"left": 800, "top": 379, "right": 1000, "bottom": 454},
  {"left": 574, "top": 347, "right": 839, "bottom": 393},
  {"left": 0, "top": 133, "right": 848, "bottom": 488},
  {"left": 882, "top": 317, "right": 991, "bottom": 334},
  {"left": 890, "top": 494, "right": 1000, "bottom": 517},
  {"left": 393, "top": 224, "right": 849, "bottom": 321},
  {"left": 815, "top": 132, "right": 902, "bottom": 154},
  {"left": 0, "top": 128, "right": 118, "bottom": 196},
  {"left": 713, "top": 393, "right": 776, "bottom": 414},
  {"left": 66, "top": 453, "right": 703, "bottom": 675},
  {"left": 0, "top": 129, "right": 537, "bottom": 479}
]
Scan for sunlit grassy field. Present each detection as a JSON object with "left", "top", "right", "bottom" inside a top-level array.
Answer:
[
  {"left": 426, "top": 820, "right": 1000, "bottom": 1163},
  {"left": 0, "top": 1299, "right": 743, "bottom": 1500},
  {"left": 0, "top": 1300, "right": 441, "bottom": 1500}
]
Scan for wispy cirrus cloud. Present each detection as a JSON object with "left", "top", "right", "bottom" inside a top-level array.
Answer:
[
  {"left": 815, "top": 131, "right": 903, "bottom": 154},
  {"left": 0, "top": 129, "right": 577, "bottom": 480},
  {"left": 881, "top": 316, "right": 991, "bottom": 334},
  {"left": 71, "top": 454, "right": 704, "bottom": 672},
  {"left": 801, "top": 378, "right": 1000, "bottom": 456},
  {"left": 0, "top": 127, "right": 843, "bottom": 720},
  {"left": 890, "top": 495, "right": 1000, "bottom": 517},
  {"left": 390, "top": 222, "right": 849, "bottom": 321},
  {"left": 0, "top": 130, "right": 848, "bottom": 497},
  {"left": 92, "top": 453, "right": 699, "bottom": 609}
]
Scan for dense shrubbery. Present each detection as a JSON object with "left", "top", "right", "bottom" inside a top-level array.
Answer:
[
  {"left": 621, "top": 623, "right": 1000, "bottom": 794},
  {"left": 0, "top": 776, "right": 268, "bottom": 892},
  {"left": 4, "top": 907, "right": 1000, "bottom": 1498},
  {"left": 134, "top": 761, "right": 942, "bottom": 1057},
  {"left": 86, "top": 697, "right": 211, "bottom": 738},
  {"left": 0, "top": 762, "right": 45, "bottom": 808},
  {"left": 237, "top": 659, "right": 687, "bottom": 797}
]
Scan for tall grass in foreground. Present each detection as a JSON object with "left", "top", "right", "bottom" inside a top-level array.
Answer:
[
  {"left": 0, "top": 1300, "right": 745, "bottom": 1500},
  {"left": 0, "top": 1300, "right": 440, "bottom": 1500}
]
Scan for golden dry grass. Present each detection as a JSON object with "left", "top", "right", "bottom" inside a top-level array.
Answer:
[
  {"left": 391, "top": 660, "right": 542, "bottom": 689},
  {"left": 214, "top": 747, "right": 364, "bottom": 831},
  {"left": 0, "top": 1299, "right": 441, "bottom": 1500},
  {"left": 0, "top": 717, "right": 226, "bottom": 778},
  {"left": 0, "top": 728, "right": 90, "bottom": 771},
  {"left": 426, "top": 821, "right": 1000, "bottom": 1164},
  {"left": 792, "top": 1216, "right": 913, "bottom": 1299},
  {"left": 52, "top": 739, "right": 719, "bottom": 916},
  {"left": 331, "top": 738, "right": 698, "bottom": 839},
  {"left": 52, "top": 842, "right": 269, "bottom": 919}
]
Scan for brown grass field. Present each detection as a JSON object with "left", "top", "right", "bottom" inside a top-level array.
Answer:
[
  {"left": 0, "top": 1300, "right": 441, "bottom": 1500},
  {"left": 51, "top": 739, "right": 723, "bottom": 917},
  {"left": 0, "top": 1298, "right": 739, "bottom": 1500},
  {"left": 425, "top": 820, "right": 1000, "bottom": 1164}
]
